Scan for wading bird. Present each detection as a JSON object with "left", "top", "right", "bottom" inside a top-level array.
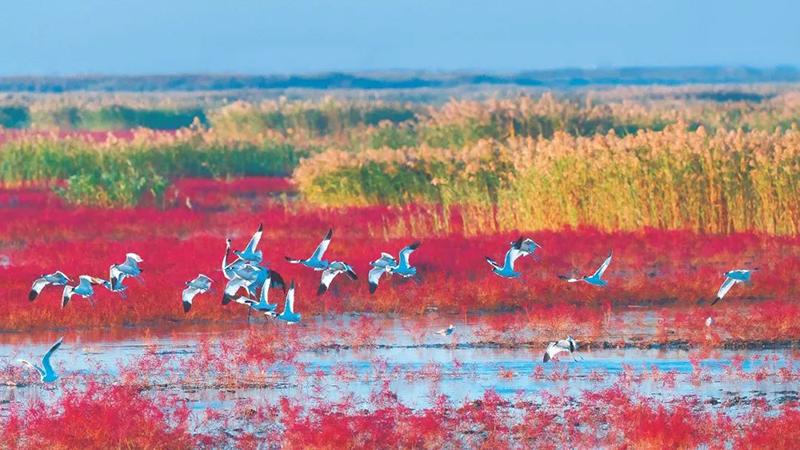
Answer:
[
  {"left": 233, "top": 223, "right": 264, "bottom": 264},
  {"left": 712, "top": 268, "right": 758, "bottom": 306},
  {"left": 285, "top": 229, "right": 332, "bottom": 270},
  {"left": 368, "top": 242, "right": 421, "bottom": 294},
  {"left": 29, "top": 271, "right": 72, "bottom": 301},
  {"left": 543, "top": 336, "right": 581, "bottom": 362},
  {"left": 275, "top": 280, "right": 303, "bottom": 325},
  {"left": 222, "top": 262, "right": 285, "bottom": 305},
  {"left": 436, "top": 324, "right": 454, "bottom": 336},
  {"left": 558, "top": 250, "right": 613, "bottom": 287},
  {"left": 487, "top": 237, "right": 526, "bottom": 281},
  {"left": 110, "top": 253, "right": 144, "bottom": 287},
  {"left": 222, "top": 238, "right": 248, "bottom": 280},
  {"left": 62, "top": 276, "right": 106, "bottom": 308},
  {"left": 318, "top": 261, "right": 358, "bottom": 295},
  {"left": 182, "top": 274, "right": 213, "bottom": 313},
  {"left": 17, "top": 336, "right": 63, "bottom": 383}
]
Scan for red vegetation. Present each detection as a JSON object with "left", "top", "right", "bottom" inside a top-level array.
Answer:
[
  {"left": 0, "top": 382, "right": 194, "bottom": 449},
  {"left": 0, "top": 179, "right": 798, "bottom": 339}
]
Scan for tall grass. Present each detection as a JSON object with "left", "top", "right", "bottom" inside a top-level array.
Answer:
[
  {"left": 0, "top": 129, "right": 306, "bottom": 207},
  {"left": 294, "top": 126, "right": 800, "bottom": 235}
]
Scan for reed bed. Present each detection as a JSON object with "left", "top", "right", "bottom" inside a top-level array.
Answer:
[{"left": 296, "top": 127, "right": 800, "bottom": 235}]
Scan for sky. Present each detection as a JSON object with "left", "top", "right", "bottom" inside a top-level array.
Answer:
[{"left": 1, "top": 0, "right": 798, "bottom": 75}]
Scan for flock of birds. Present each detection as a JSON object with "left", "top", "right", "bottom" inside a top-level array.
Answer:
[{"left": 19, "top": 224, "right": 759, "bottom": 382}]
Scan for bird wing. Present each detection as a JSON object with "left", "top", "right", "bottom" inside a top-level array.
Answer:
[
  {"left": 125, "top": 253, "right": 143, "bottom": 264},
  {"left": 17, "top": 359, "right": 45, "bottom": 377},
  {"left": 109, "top": 266, "right": 126, "bottom": 287},
  {"left": 398, "top": 242, "right": 420, "bottom": 269},
  {"left": 485, "top": 257, "right": 501, "bottom": 270},
  {"left": 368, "top": 266, "right": 388, "bottom": 293},
  {"left": 244, "top": 223, "right": 264, "bottom": 254},
  {"left": 61, "top": 285, "right": 74, "bottom": 308},
  {"left": 592, "top": 250, "right": 613, "bottom": 279},
  {"left": 543, "top": 342, "right": 566, "bottom": 362},
  {"left": 716, "top": 276, "right": 738, "bottom": 301},
  {"left": 284, "top": 281, "right": 296, "bottom": 315},
  {"left": 29, "top": 277, "right": 49, "bottom": 301},
  {"left": 259, "top": 273, "right": 272, "bottom": 305},
  {"left": 558, "top": 275, "right": 580, "bottom": 283},
  {"left": 41, "top": 337, "right": 63, "bottom": 377},
  {"left": 318, "top": 268, "right": 339, "bottom": 295},
  {"left": 224, "top": 276, "right": 249, "bottom": 297},
  {"left": 182, "top": 286, "right": 201, "bottom": 311},
  {"left": 310, "top": 229, "right": 333, "bottom": 261},
  {"left": 371, "top": 253, "right": 396, "bottom": 268},
  {"left": 503, "top": 247, "right": 524, "bottom": 271}
]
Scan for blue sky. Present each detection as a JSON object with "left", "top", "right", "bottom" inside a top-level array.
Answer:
[{"left": 1, "top": 0, "right": 798, "bottom": 75}]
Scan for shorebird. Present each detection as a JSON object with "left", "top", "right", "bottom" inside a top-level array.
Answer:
[
  {"left": 285, "top": 229, "right": 332, "bottom": 270},
  {"left": 29, "top": 271, "right": 72, "bottom": 301},
  {"left": 517, "top": 238, "right": 542, "bottom": 261},
  {"left": 17, "top": 337, "right": 63, "bottom": 383},
  {"left": 368, "top": 242, "right": 421, "bottom": 294},
  {"left": 712, "top": 268, "right": 758, "bottom": 306},
  {"left": 558, "top": 250, "right": 613, "bottom": 287},
  {"left": 62, "top": 276, "right": 106, "bottom": 308},
  {"left": 101, "top": 278, "right": 128, "bottom": 299},
  {"left": 706, "top": 317, "right": 714, "bottom": 327},
  {"left": 318, "top": 261, "right": 358, "bottom": 295},
  {"left": 543, "top": 336, "right": 581, "bottom": 362},
  {"left": 275, "top": 280, "right": 303, "bottom": 325},
  {"left": 109, "top": 253, "right": 144, "bottom": 287},
  {"left": 487, "top": 237, "right": 525, "bottom": 280},
  {"left": 222, "top": 238, "right": 248, "bottom": 280},
  {"left": 233, "top": 223, "right": 264, "bottom": 264},
  {"left": 182, "top": 274, "right": 213, "bottom": 313},
  {"left": 368, "top": 253, "right": 396, "bottom": 294},
  {"left": 436, "top": 324, "right": 454, "bottom": 336},
  {"left": 222, "top": 263, "right": 285, "bottom": 304}
]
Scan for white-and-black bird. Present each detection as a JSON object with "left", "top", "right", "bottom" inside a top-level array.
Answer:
[
  {"left": 62, "top": 276, "right": 105, "bottom": 308},
  {"left": 275, "top": 280, "right": 303, "bottom": 325},
  {"left": 558, "top": 250, "right": 613, "bottom": 287},
  {"left": 29, "top": 271, "right": 72, "bottom": 301},
  {"left": 17, "top": 336, "right": 63, "bottom": 383},
  {"left": 487, "top": 237, "right": 526, "bottom": 280},
  {"left": 543, "top": 336, "right": 581, "bottom": 362},
  {"left": 712, "top": 268, "right": 758, "bottom": 306},
  {"left": 109, "top": 253, "right": 144, "bottom": 288},
  {"left": 517, "top": 238, "right": 542, "bottom": 261},
  {"left": 233, "top": 223, "right": 264, "bottom": 264},
  {"left": 368, "top": 242, "right": 421, "bottom": 294},
  {"left": 182, "top": 274, "right": 213, "bottom": 313},
  {"left": 285, "top": 229, "right": 332, "bottom": 270},
  {"left": 318, "top": 261, "right": 358, "bottom": 295},
  {"left": 436, "top": 324, "right": 454, "bottom": 336}
]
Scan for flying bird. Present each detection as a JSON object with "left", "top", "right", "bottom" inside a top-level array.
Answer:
[
  {"left": 318, "top": 261, "right": 358, "bottom": 295},
  {"left": 29, "top": 271, "right": 72, "bottom": 301},
  {"left": 368, "top": 253, "right": 397, "bottom": 294},
  {"left": 17, "top": 336, "right": 64, "bottom": 383},
  {"left": 222, "top": 238, "right": 248, "bottom": 280},
  {"left": 558, "top": 250, "right": 613, "bottom": 287},
  {"left": 275, "top": 280, "right": 303, "bottom": 325},
  {"left": 436, "top": 324, "right": 454, "bottom": 336},
  {"left": 516, "top": 238, "right": 542, "bottom": 261},
  {"left": 62, "top": 276, "right": 106, "bottom": 308},
  {"left": 487, "top": 237, "right": 526, "bottom": 280},
  {"left": 368, "top": 242, "right": 421, "bottom": 294},
  {"left": 222, "top": 262, "right": 285, "bottom": 305},
  {"left": 233, "top": 223, "right": 264, "bottom": 264},
  {"left": 182, "top": 274, "right": 213, "bottom": 313},
  {"left": 285, "top": 229, "right": 332, "bottom": 271},
  {"left": 543, "top": 336, "right": 581, "bottom": 362},
  {"left": 712, "top": 268, "right": 758, "bottom": 306},
  {"left": 109, "top": 253, "right": 144, "bottom": 287}
]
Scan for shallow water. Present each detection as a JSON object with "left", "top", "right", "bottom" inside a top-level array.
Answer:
[{"left": 1, "top": 314, "right": 799, "bottom": 412}]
